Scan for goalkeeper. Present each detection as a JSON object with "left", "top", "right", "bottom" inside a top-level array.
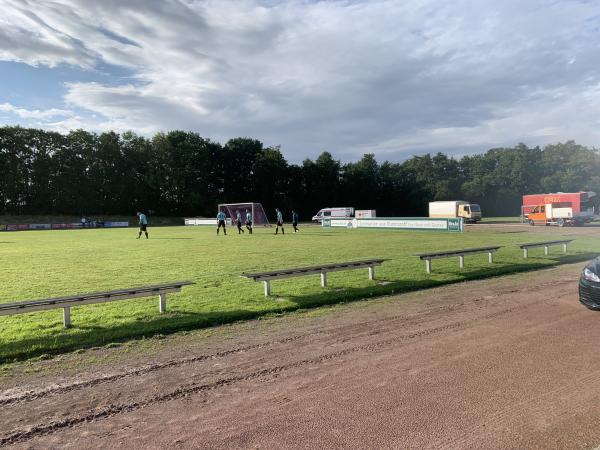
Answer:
[{"left": 245, "top": 209, "right": 253, "bottom": 234}]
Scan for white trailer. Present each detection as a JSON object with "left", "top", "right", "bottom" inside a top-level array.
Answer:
[
  {"left": 355, "top": 210, "right": 376, "bottom": 218},
  {"left": 312, "top": 207, "right": 354, "bottom": 223}
]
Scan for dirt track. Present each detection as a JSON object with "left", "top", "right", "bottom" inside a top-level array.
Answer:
[{"left": 2, "top": 261, "right": 600, "bottom": 449}]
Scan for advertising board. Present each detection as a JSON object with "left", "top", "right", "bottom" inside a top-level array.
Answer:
[{"left": 323, "top": 217, "right": 463, "bottom": 232}]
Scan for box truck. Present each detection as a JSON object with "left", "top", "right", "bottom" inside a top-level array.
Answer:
[
  {"left": 428, "top": 201, "right": 482, "bottom": 223},
  {"left": 312, "top": 207, "right": 354, "bottom": 223}
]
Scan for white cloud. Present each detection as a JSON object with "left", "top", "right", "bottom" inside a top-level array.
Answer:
[
  {"left": 0, "top": 102, "right": 73, "bottom": 119},
  {"left": 2, "top": 0, "right": 600, "bottom": 160}
]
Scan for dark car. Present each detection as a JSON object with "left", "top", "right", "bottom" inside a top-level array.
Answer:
[{"left": 579, "top": 258, "right": 600, "bottom": 310}]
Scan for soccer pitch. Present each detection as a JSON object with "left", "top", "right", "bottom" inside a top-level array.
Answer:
[{"left": 0, "top": 225, "right": 596, "bottom": 362}]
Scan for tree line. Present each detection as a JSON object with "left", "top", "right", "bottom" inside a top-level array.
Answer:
[{"left": 1, "top": 126, "right": 599, "bottom": 219}]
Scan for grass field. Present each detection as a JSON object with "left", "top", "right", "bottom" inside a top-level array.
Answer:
[{"left": 0, "top": 224, "right": 597, "bottom": 363}]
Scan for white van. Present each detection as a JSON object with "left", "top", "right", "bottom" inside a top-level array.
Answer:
[{"left": 312, "top": 207, "right": 355, "bottom": 223}]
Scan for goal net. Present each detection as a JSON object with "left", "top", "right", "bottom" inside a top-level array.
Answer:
[{"left": 218, "top": 203, "right": 270, "bottom": 226}]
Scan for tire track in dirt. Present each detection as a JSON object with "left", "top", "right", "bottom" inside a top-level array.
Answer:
[
  {"left": 0, "top": 278, "right": 570, "bottom": 408},
  {"left": 0, "top": 305, "right": 524, "bottom": 446}
]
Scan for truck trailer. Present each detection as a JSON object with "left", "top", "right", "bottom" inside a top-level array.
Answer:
[{"left": 428, "top": 201, "right": 482, "bottom": 223}]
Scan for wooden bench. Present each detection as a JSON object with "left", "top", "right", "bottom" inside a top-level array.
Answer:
[
  {"left": 518, "top": 239, "right": 573, "bottom": 258},
  {"left": 241, "top": 259, "right": 387, "bottom": 296},
  {"left": 0, "top": 281, "right": 195, "bottom": 328},
  {"left": 415, "top": 246, "right": 501, "bottom": 273}
]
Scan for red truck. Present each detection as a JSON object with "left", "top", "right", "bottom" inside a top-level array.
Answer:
[{"left": 522, "top": 191, "right": 597, "bottom": 226}]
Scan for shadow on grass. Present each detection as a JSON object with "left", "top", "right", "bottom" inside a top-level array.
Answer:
[
  {"left": 0, "top": 251, "right": 595, "bottom": 364},
  {"left": 283, "top": 252, "right": 595, "bottom": 309}
]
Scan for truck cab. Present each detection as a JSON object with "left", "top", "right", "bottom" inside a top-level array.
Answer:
[{"left": 458, "top": 203, "right": 482, "bottom": 222}]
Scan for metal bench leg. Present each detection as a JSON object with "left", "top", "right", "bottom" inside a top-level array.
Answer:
[
  {"left": 563, "top": 243, "right": 568, "bottom": 252},
  {"left": 263, "top": 280, "right": 271, "bottom": 297},
  {"left": 488, "top": 252, "right": 493, "bottom": 263},
  {"left": 159, "top": 293, "right": 167, "bottom": 313},
  {"left": 368, "top": 266, "right": 375, "bottom": 281},
  {"left": 544, "top": 245, "right": 549, "bottom": 256},
  {"left": 321, "top": 272, "right": 327, "bottom": 287},
  {"left": 523, "top": 248, "right": 528, "bottom": 258},
  {"left": 459, "top": 255, "right": 464, "bottom": 269},
  {"left": 63, "top": 306, "right": 71, "bottom": 328},
  {"left": 425, "top": 259, "right": 432, "bottom": 274}
]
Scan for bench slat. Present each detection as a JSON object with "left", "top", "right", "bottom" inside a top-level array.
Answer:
[
  {"left": 0, "top": 281, "right": 194, "bottom": 312},
  {"left": 242, "top": 259, "right": 387, "bottom": 280},
  {"left": 415, "top": 246, "right": 501, "bottom": 259},
  {"left": 518, "top": 240, "right": 573, "bottom": 249}
]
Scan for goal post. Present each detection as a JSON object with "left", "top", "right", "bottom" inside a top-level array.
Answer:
[{"left": 218, "top": 202, "right": 270, "bottom": 227}]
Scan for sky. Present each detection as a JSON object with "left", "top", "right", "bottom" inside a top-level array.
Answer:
[{"left": 1, "top": 0, "right": 600, "bottom": 162}]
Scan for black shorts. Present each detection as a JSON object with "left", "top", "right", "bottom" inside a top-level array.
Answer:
[
  {"left": 237, "top": 220, "right": 242, "bottom": 226},
  {"left": 277, "top": 220, "right": 283, "bottom": 226},
  {"left": 245, "top": 221, "right": 252, "bottom": 226},
  {"left": 139, "top": 224, "right": 147, "bottom": 231},
  {"left": 218, "top": 220, "right": 226, "bottom": 227},
  {"left": 293, "top": 221, "right": 298, "bottom": 227}
]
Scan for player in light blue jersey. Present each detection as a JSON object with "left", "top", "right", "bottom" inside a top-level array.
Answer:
[
  {"left": 137, "top": 211, "right": 148, "bottom": 239},
  {"left": 216, "top": 210, "right": 227, "bottom": 235},
  {"left": 275, "top": 208, "right": 284, "bottom": 235},
  {"left": 236, "top": 211, "right": 245, "bottom": 234}
]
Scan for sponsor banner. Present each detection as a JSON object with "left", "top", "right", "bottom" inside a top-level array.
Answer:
[
  {"left": 51, "top": 223, "right": 73, "bottom": 229},
  {"left": 104, "top": 221, "right": 129, "bottom": 228},
  {"left": 329, "top": 219, "right": 356, "bottom": 228},
  {"left": 29, "top": 223, "right": 52, "bottom": 230},
  {"left": 185, "top": 218, "right": 232, "bottom": 226},
  {"left": 327, "top": 217, "right": 463, "bottom": 232},
  {"left": 447, "top": 218, "right": 463, "bottom": 232}
]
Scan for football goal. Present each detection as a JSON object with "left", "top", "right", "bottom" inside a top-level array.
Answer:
[{"left": 218, "top": 203, "right": 270, "bottom": 226}]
